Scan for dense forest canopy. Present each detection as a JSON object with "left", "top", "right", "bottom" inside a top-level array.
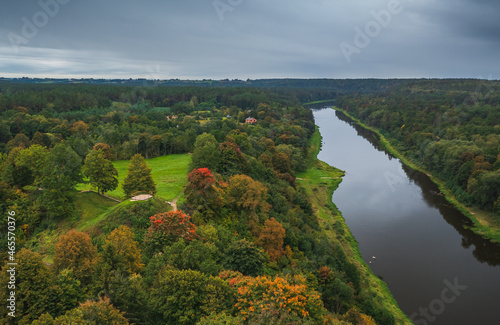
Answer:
[
  {"left": 0, "top": 82, "right": 399, "bottom": 324},
  {"left": 1, "top": 78, "right": 498, "bottom": 324}
]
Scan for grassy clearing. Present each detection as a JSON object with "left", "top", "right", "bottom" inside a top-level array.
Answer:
[
  {"left": 297, "top": 127, "right": 412, "bottom": 324},
  {"left": 35, "top": 153, "right": 191, "bottom": 263},
  {"left": 77, "top": 154, "right": 191, "bottom": 201},
  {"left": 333, "top": 107, "right": 500, "bottom": 243}
]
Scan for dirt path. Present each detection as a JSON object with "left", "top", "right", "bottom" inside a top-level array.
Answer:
[{"left": 165, "top": 193, "right": 182, "bottom": 211}]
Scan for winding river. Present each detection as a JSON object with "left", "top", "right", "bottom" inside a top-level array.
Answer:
[{"left": 313, "top": 107, "right": 500, "bottom": 325}]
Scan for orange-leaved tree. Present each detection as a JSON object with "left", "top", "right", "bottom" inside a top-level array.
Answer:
[
  {"left": 224, "top": 273, "right": 324, "bottom": 322},
  {"left": 53, "top": 229, "right": 99, "bottom": 285},
  {"left": 256, "top": 217, "right": 286, "bottom": 262},
  {"left": 103, "top": 225, "right": 144, "bottom": 274}
]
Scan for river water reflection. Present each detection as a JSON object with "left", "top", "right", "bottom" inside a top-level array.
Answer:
[{"left": 313, "top": 108, "right": 500, "bottom": 325}]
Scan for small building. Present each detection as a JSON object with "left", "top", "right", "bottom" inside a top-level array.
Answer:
[{"left": 245, "top": 117, "right": 257, "bottom": 124}]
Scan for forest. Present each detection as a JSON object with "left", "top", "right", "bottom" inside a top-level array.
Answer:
[
  {"left": 0, "top": 82, "right": 404, "bottom": 324},
  {"left": 337, "top": 79, "right": 500, "bottom": 222}
]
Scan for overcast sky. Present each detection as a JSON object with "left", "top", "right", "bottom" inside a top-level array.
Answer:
[{"left": 1, "top": 0, "right": 499, "bottom": 79}]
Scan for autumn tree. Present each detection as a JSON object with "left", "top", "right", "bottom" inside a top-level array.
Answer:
[
  {"left": 226, "top": 174, "right": 271, "bottom": 215},
  {"left": 103, "top": 225, "right": 144, "bottom": 274},
  {"left": 228, "top": 274, "right": 325, "bottom": 322},
  {"left": 82, "top": 148, "right": 118, "bottom": 194},
  {"left": 53, "top": 229, "right": 99, "bottom": 286},
  {"left": 145, "top": 210, "right": 197, "bottom": 253},
  {"left": 190, "top": 133, "right": 220, "bottom": 171},
  {"left": 71, "top": 121, "right": 89, "bottom": 137},
  {"left": 185, "top": 168, "right": 222, "bottom": 222},
  {"left": 78, "top": 297, "right": 130, "bottom": 325},
  {"left": 256, "top": 218, "right": 286, "bottom": 262},
  {"left": 342, "top": 308, "right": 377, "bottom": 325},
  {"left": 122, "top": 154, "right": 156, "bottom": 197}
]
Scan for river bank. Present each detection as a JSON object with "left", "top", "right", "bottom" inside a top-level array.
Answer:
[
  {"left": 332, "top": 106, "right": 500, "bottom": 244},
  {"left": 296, "top": 126, "right": 412, "bottom": 325}
]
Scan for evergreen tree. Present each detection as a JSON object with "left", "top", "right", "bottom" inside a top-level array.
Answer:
[{"left": 122, "top": 154, "right": 156, "bottom": 198}]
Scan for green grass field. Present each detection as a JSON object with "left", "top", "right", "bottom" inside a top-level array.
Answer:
[{"left": 77, "top": 153, "right": 191, "bottom": 201}]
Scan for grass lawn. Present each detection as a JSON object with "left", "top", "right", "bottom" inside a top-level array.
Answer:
[
  {"left": 77, "top": 153, "right": 191, "bottom": 201},
  {"left": 73, "top": 191, "right": 120, "bottom": 231}
]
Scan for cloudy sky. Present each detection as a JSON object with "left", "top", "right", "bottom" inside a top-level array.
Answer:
[{"left": 1, "top": 0, "right": 499, "bottom": 79}]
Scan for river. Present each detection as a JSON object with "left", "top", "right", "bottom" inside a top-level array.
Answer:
[{"left": 313, "top": 107, "right": 500, "bottom": 325}]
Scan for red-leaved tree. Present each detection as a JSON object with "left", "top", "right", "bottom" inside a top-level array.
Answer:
[
  {"left": 185, "top": 168, "right": 223, "bottom": 222},
  {"left": 147, "top": 211, "right": 198, "bottom": 249}
]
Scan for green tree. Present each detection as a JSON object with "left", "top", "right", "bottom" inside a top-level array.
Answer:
[
  {"left": 40, "top": 142, "right": 82, "bottom": 219},
  {"left": 32, "top": 309, "right": 86, "bottom": 325},
  {"left": 190, "top": 133, "right": 220, "bottom": 171},
  {"left": 223, "top": 239, "right": 266, "bottom": 276},
  {"left": 217, "top": 141, "right": 246, "bottom": 176},
  {"left": 82, "top": 149, "right": 119, "bottom": 194},
  {"left": 163, "top": 239, "right": 221, "bottom": 276},
  {"left": 0, "top": 249, "right": 62, "bottom": 324},
  {"left": 149, "top": 269, "right": 234, "bottom": 325},
  {"left": 56, "top": 269, "right": 83, "bottom": 313},
  {"left": 16, "top": 144, "right": 49, "bottom": 187},
  {"left": 122, "top": 154, "right": 156, "bottom": 198},
  {"left": 2, "top": 147, "right": 33, "bottom": 188}
]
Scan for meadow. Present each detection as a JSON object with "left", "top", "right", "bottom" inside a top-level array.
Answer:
[{"left": 77, "top": 153, "right": 191, "bottom": 201}]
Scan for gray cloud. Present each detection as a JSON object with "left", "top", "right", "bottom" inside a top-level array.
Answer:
[{"left": 0, "top": 0, "right": 498, "bottom": 79}]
